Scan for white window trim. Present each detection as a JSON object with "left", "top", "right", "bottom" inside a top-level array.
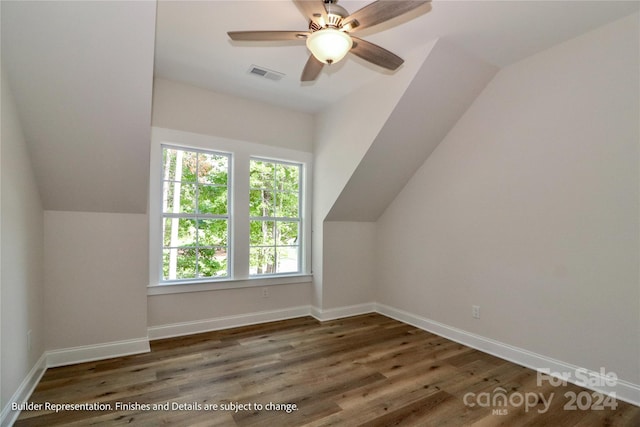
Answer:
[
  {"left": 249, "top": 156, "right": 303, "bottom": 276},
  {"left": 161, "top": 145, "right": 232, "bottom": 280},
  {"left": 149, "top": 127, "right": 313, "bottom": 294}
]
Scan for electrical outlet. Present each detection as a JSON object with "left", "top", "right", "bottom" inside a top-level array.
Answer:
[
  {"left": 472, "top": 305, "right": 480, "bottom": 319},
  {"left": 262, "top": 288, "right": 269, "bottom": 298}
]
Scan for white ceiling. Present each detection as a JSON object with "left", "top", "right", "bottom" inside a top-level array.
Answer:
[
  {"left": 155, "top": 0, "right": 640, "bottom": 113},
  {"left": 2, "top": 1, "right": 638, "bottom": 214}
]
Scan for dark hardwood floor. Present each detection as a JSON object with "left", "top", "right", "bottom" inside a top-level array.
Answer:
[{"left": 15, "top": 314, "right": 640, "bottom": 426}]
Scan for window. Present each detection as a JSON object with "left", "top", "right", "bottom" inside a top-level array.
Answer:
[
  {"left": 162, "top": 146, "right": 230, "bottom": 280},
  {"left": 249, "top": 159, "right": 301, "bottom": 275},
  {"left": 150, "top": 128, "right": 312, "bottom": 291}
]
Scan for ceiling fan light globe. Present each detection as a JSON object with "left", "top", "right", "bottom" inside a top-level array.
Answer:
[{"left": 306, "top": 28, "right": 352, "bottom": 65}]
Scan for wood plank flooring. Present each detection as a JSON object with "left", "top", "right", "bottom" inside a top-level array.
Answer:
[{"left": 15, "top": 314, "right": 640, "bottom": 426}]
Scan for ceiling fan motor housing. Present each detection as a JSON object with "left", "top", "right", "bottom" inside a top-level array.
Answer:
[
  {"left": 310, "top": 1, "right": 350, "bottom": 31},
  {"left": 326, "top": 4, "right": 349, "bottom": 25}
]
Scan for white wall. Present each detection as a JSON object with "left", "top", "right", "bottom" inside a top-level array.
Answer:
[
  {"left": 149, "top": 78, "right": 314, "bottom": 330},
  {"left": 322, "top": 222, "right": 376, "bottom": 310},
  {"left": 376, "top": 14, "right": 639, "bottom": 384},
  {"left": 148, "top": 283, "right": 310, "bottom": 327},
  {"left": 1, "top": 69, "right": 45, "bottom": 410},
  {"left": 312, "top": 45, "right": 434, "bottom": 309},
  {"left": 2, "top": 0, "right": 156, "bottom": 214},
  {"left": 153, "top": 78, "right": 314, "bottom": 153},
  {"left": 43, "top": 211, "right": 148, "bottom": 349}
]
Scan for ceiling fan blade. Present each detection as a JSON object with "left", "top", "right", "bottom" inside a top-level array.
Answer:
[
  {"left": 228, "top": 31, "right": 309, "bottom": 41},
  {"left": 301, "top": 55, "right": 324, "bottom": 81},
  {"left": 344, "top": 1, "right": 430, "bottom": 33},
  {"left": 350, "top": 37, "right": 404, "bottom": 70},
  {"left": 293, "top": 0, "right": 328, "bottom": 27}
]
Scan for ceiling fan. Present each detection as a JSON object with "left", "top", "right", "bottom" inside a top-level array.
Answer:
[{"left": 228, "top": 0, "right": 431, "bottom": 82}]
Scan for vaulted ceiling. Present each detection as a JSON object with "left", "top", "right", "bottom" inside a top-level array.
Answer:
[
  {"left": 155, "top": 1, "right": 640, "bottom": 113},
  {"left": 2, "top": 1, "right": 638, "bottom": 214}
]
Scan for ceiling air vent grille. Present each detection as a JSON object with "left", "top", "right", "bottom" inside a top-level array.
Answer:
[{"left": 248, "top": 65, "right": 285, "bottom": 82}]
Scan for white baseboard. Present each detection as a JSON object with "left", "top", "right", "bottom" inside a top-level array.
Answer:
[
  {"left": 310, "top": 303, "right": 376, "bottom": 321},
  {"left": 1, "top": 353, "right": 47, "bottom": 427},
  {"left": 148, "top": 303, "right": 378, "bottom": 339},
  {"left": 375, "top": 303, "right": 640, "bottom": 407},
  {"left": 147, "top": 305, "right": 311, "bottom": 340},
  {"left": 46, "top": 337, "right": 150, "bottom": 368}
]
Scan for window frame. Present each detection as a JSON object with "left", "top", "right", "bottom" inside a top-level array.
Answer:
[
  {"left": 149, "top": 128, "right": 312, "bottom": 294},
  {"left": 249, "top": 157, "right": 303, "bottom": 277},
  {"left": 161, "top": 145, "right": 232, "bottom": 282}
]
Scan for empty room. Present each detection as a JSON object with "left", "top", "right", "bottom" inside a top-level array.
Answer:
[{"left": 1, "top": 1, "right": 639, "bottom": 426}]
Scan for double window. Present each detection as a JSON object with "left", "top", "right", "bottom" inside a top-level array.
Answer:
[{"left": 155, "top": 140, "right": 308, "bottom": 287}]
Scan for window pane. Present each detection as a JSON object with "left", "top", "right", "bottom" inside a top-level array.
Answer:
[
  {"left": 277, "top": 247, "right": 299, "bottom": 273},
  {"left": 250, "top": 160, "right": 274, "bottom": 189},
  {"left": 163, "top": 249, "right": 172, "bottom": 280},
  {"left": 276, "top": 164, "right": 299, "bottom": 192},
  {"left": 180, "top": 184, "right": 197, "bottom": 213},
  {"left": 163, "top": 182, "right": 196, "bottom": 213},
  {"left": 198, "top": 248, "right": 227, "bottom": 278},
  {"left": 163, "top": 247, "right": 197, "bottom": 280},
  {"left": 162, "top": 148, "right": 177, "bottom": 180},
  {"left": 164, "top": 149, "right": 198, "bottom": 182},
  {"left": 161, "top": 146, "right": 232, "bottom": 283},
  {"left": 250, "top": 189, "right": 274, "bottom": 217},
  {"left": 198, "top": 219, "right": 227, "bottom": 246},
  {"left": 250, "top": 247, "right": 276, "bottom": 275},
  {"left": 162, "top": 218, "right": 171, "bottom": 247},
  {"left": 249, "top": 159, "right": 303, "bottom": 278},
  {"left": 181, "top": 151, "right": 198, "bottom": 182},
  {"left": 275, "top": 192, "right": 299, "bottom": 218},
  {"left": 163, "top": 218, "right": 196, "bottom": 247},
  {"left": 163, "top": 148, "right": 180, "bottom": 182},
  {"left": 276, "top": 221, "right": 299, "bottom": 245},
  {"left": 198, "top": 153, "right": 228, "bottom": 185},
  {"left": 162, "top": 163, "right": 176, "bottom": 207},
  {"left": 198, "top": 185, "right": 227, "bottom": 215},
  {"left": 250, "top": 220, "right": 275, "bottom": 245}
]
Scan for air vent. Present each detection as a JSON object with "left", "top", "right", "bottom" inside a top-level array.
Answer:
[{"left": 248, "top": 65, "right": 285, "bottom": 82}]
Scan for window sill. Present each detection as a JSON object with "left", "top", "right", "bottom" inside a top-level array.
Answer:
[{"left": 147, "top": 274, "right": 313, "bottom": 296}]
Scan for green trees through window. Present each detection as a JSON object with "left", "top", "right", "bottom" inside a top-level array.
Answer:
[
  {"left": 162, "top": 147, "right": 229, "bottom": 280},
  {"left": 249, "top": 159, "right": 301, "bottom": 275},
  {"left": 161, "top": 147, "right": 303, "bottom": 282}
]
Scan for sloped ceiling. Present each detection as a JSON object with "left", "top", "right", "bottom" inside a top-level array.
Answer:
[
  {"left": 326, "top": 39, "right": 498, "bottom": 221},
  {"left": 155, "top": 1, "right": 640, "bottom": 113},
  {"left": 2, "top": 1, "right": 638, "bottom": 215},
  {"left": 1, "top": 1, "right": 156, "bottom": 213}
]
